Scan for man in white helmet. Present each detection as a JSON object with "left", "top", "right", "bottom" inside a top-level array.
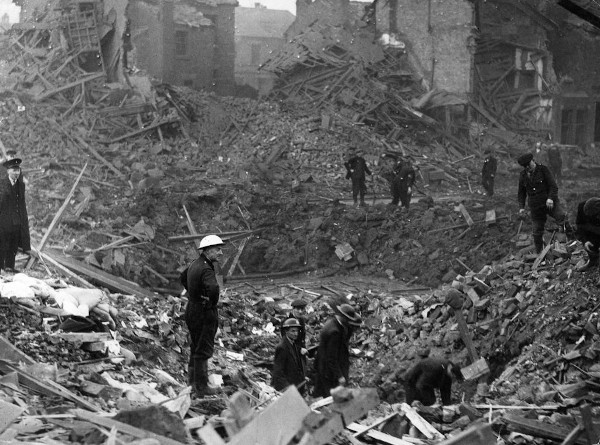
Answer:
[{"left": 182, "top": 234, "right": 224, "bottom": 396}]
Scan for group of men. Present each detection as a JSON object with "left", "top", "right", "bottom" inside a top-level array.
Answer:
[
  {"left": 344, "top": 146, "right": 416, "bottom": 209},
  {"left": 181, "top": 234, "right": 365, "bottom": 399}
]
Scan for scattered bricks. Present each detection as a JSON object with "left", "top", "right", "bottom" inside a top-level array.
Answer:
[{"left": 505, "top": 284, "right": 520, "bottom": 299}]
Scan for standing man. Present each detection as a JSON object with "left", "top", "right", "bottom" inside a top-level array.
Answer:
[
  {"left": 344, "top": 147, "right": 371, "bottom": 208},
  {"left": 0, "top": 158, "right": 30, "bottom": 273},
  {"left": 281, "top": 298, "right": 308, "bottom": 355},
  {"left": 575, "top": 197, "right": 600, "bottom": 272},
  {"left": 313, "top": 303, "right": 362, "bottom": 398},
  {"left": 391, "top": 157, "right": 416, "bottom": 209},
  {"left": 181, "top": 234, "right": 224, "bottom": 396},
  {"left": 547, "top": 144, "right": 563, "bottom": 185},
  {"left": 517, "top": 152, "right": 572, "bottom": 253},
  {"left": 272, "top": 318, "right": 307, "bottom": 396},
  {"left": 481, "top": 150, "right": 497, "bottom": 196}
]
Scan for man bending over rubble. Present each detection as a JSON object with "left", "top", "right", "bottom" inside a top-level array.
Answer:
[
  {"left": 517, "top": 152, "right": 572, "bottom": 253},
  {"left": 404, "top": 357, "right": 464, "bottom": 406},
  {"left": 575, "top": 197, "right": 600, "bottom": 272}
]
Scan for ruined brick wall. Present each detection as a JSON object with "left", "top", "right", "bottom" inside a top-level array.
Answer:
[
  {"left": 376, "top": 0, "right": 473, "bottom": 95},
  {"left": 235, "top": 36, "right": 283, "bottom": 95},
  {"left": 128, "top": 1, "right": 165, "bottom": 82},
  {"left": 287, "top": 0, "right": 350, "bottom": 40},
  {"left": 214, "top": 4, "right": 236, "bottom": 95}
]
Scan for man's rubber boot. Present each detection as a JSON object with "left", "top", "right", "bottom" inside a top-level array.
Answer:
[
  {"left": 578, "top": 253, "right": 599, "bottom": 272},
  {"left": 193, "top": 359, "right": 218, "bottom": 397}
]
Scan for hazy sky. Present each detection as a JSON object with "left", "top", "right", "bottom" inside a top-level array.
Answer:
[
  {"left": 238, "top": 0, "right": 296, "bottom": 13},
  {"left": 0, "top": 0, "right": 19, "bottom": 22}
]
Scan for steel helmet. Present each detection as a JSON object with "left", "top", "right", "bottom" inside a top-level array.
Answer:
[
  {"left": 198, "top": 234, "right": 224, "bottom": 250},
  {"left": 283, "top": 318, "right": 301, "bottom": 329}
]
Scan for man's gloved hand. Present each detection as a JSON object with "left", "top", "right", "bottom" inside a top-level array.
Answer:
[
  {"left": 300, "top": 347, "right": 308, "bottom": 356},
  {"left": 408, "top": 187, "right": 412, "bottom": 194},
  {"left": 546, "top": 198, "right": 554, "bottom": 210},
  {"left": 585, "top": 241, "right": 596, "bottom": 253}
]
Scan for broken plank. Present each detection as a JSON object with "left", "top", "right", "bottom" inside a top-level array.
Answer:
[
  {"left": 35, "top": 73, "right": 104, "bottom": 101},
  {"left": 469, "top": 101, "right": 507, "bottom": 131},
  {"left": 400, "top": 403, "right": 444, "bottom": 440},
  {"left": 0, "top": 360, "right": 101, "bottom": 412},
  {"left": 533, "top": 243, "right": 553, "bottom": 270},
  {"left": 169, "top": 230, "right": 255, "bottom": 242},
  {"left": 45, "top": 249, "right": 158, "bottom": 300},
  {"left": 347, "top": 423, "right": 412, "bottom": 445},
  {"left": 73, "top": 409, "right": 187, "bottom": 445},
  {"left": 351, "top": 412, "right": 400, "bottom": 438},
  {"left": 436, "top": 424, "right": 495, "bottom": 445},
  {"left": 457, "top": 204, "right": 474, "bottom": 226},
  {"left": 106, "top": 118, "right": 180, "bottom": 144},
  {"left": 227, "top": 237, "right": 250, "bottom": 277},
  {"left": 26, "top": 163, "right": 88, "bottom": 270},
  {"left": 33, "top": 248, "right": 95, "bottom": 289},
  {"left": 503, "top": 414, "right": 588, "bottom": 445},
  {"left": 0, "top": 335, "right": 36, "bottom": 365},
  {"left": 183, "top": 204, "right": 200, "bottom": 249}
]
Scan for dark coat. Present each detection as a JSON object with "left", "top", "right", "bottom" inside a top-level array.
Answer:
[
  {"left": 576, "top": 201, "right": 600, "bottom": 249},
  {"left": 344, "top": 156, "right": 371, "bottom": 180},
  {"left": 481, "top": 156, "right": 497, "bottom": 179},
  {"left": 313, "top": 317, "right": 351, "bottom": 398},
  {"left": 271, "top": 336, "right": 306, "bottom": 392},
  {"left": 0, "top": 175, "right": 31, "bottom": 251},
  {"left": 184, "top": 253, "right": 220, "bottom": 359},
  {"left": 404, "top": 357, "right": 463, "bottom": 406},
  {"left": 517, "top": 163, "right": 558, "bottom": 211}
]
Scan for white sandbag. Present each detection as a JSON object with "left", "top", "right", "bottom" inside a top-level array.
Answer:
[
  {"left": 0, "top": 281, "right": 36, "bottom": 300},
  {"left": 12, "top": 273, "right": 55, "bottom": 298},
  {"left": 60, "top": 287, "right": 106, "bottom": 308}
]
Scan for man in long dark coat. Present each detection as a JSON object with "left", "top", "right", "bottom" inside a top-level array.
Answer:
[
  {"left": 481, "top": 151, "right": 497, "bottom": 196},
  {"left": 313, "top": 304, "right": 362, "bottom": 398},
  {"left": 272, "top": 318, "right": 307, "bottom": 395},
  {"left": 344, "top": 147, "right": 371, "bottom": 207},
  {"left": 181, "top": 234, "right": 224, "bottom": 397},
  {"left": 517, "top": 152, "right": 572, "bottom": 253},
  {"left": 391, "top": 157, "right": 416, "bottom": 208},
  {"left": 0, "top": 158, "right": 31, "bottom": 273}
]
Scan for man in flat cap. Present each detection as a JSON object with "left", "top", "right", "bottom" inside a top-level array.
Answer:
[
  {"left": 517, "top": 152, "right": 572, "bottom": 253},
  {"left": 575, "top": 197, "right": 600, "bottom": 272},
  {"left": 313, "top": 303, "right": 362, "bottom": 397},
  {"left": 0, "top": 158, "right": 31, "bottom": 273}
]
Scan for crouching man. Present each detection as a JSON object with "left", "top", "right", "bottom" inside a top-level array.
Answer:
[
  {"left": 576, "top": 197, "right": 600, "bottom": 272},
  {"left": 404, "top": 357, "right": 464, "bottom": 406}
]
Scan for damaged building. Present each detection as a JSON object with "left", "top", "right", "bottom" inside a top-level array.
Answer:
[
  {"left": 12, "top": 0, "right": 236, "bottom": 94},
  {"left": 280, "top": 0, "right": 600, "bottom": 150}
]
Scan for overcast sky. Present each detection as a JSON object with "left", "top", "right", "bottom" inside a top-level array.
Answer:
[{"left": 0, "top": 0, "right": 19, "bottom": 22}]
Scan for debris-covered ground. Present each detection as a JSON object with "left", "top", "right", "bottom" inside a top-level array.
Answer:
[{"left": 0, "top": 84, "right": 600, "bottom": 444}]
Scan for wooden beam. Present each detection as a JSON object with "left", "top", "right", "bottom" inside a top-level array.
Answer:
[
  {"left": 44, "top": 249, "right": 158, "bottom": 300},
  {"left": 73, "top": 409, "right": 187, "bottom": 445},
  {"left": 26, "top": 163, "right": 88, "bottom": 270},
  {"left": 31, "top": 247, "right": 95, "bottom": 289},
  {"left": 503, "top": 414, "right": 588, "bottom": 445},
  {"left": 35, "top": 73, "right": 104, "bottom": 101},
  {"left": 0, "top": 360, "right": 101, "bottom": 412}
]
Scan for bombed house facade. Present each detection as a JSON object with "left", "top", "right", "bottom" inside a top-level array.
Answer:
[
  {"left": 12, "top": 0, "right": 236, "bottom": 95},
  {"left": 128, "top": 0, "right": 236, "bottom": 94},
  {"left": 370, "top": 0, "right": 600, "bottom": 148},
  {"left": 234, "top": 4, "right": 294, "bottom": 96}
]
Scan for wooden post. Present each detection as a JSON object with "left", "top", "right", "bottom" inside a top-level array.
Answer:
[{"left": 26, "top": 163, "right": 88, "bottom": 270}]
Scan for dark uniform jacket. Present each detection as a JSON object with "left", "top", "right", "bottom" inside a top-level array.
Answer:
[
  {"left": 0, "top": 175, "right": 31, "bottom": 251},
  {"left": 344, "top": 156, "right": 371, "bottom": 180},
  {"left": 517, "top": 164, "right": 558, "bottom": 211},
  {"left": 313, "top": 317, "right": 351, "bottom": 398},
  {"left": 271, "top": 336, "right": 306, "bottom": 392},
  {"left": 185, "top": 254, "right": 220, "bottom": 309},
  {"left": 396, "top": 163, "right": 415, "bottom": 185},
  {"left": 576, "top": 201, "right": 600, "bottom": 248}
]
